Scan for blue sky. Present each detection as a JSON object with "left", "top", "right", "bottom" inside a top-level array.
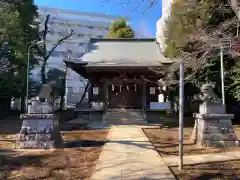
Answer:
[{"left": 34, "top": 0, "right": 162, "bottom": 37}]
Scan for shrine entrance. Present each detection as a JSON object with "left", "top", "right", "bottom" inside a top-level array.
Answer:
[{"left": 108, "top": 82, "right": 143, "bottom": 109}]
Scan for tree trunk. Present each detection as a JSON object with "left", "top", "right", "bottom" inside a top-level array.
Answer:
[
  {"left": 41, "top": 61, "right": 46, "bottom": 83},
  {"left": 20, "top": 82, "right": 27, "bottom": 113},
  {"left": 20, "top": 95, "right": 25, "bottom": 113}
]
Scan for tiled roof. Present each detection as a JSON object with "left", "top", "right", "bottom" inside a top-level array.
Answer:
[{"left": 81, "top": 38, "right": 173, "bottom": 67}]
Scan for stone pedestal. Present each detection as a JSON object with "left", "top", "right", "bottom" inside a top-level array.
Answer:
[
  {"left": 16, "top": 114, "right": 63, "bottom": 149},
  {"left": 199, "top": 102, "right": 226, "bottom": 114},
  {"left": 192, "top": 102, "right": 239, "bottom": 148}
]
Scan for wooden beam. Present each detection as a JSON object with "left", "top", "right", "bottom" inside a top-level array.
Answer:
[{"left": 142, "top": 82, "right": 147, "bottom": 120}]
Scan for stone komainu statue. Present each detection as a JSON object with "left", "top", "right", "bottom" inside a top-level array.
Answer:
[
  {"left": 200, "top": 83, "right": 221, "bottom": 103},
  {"left": 38, "top": 84, "right": 53, "bottom": 103},
  {"left": 29, "top": 84, "right": 54, "bottom": 114}
]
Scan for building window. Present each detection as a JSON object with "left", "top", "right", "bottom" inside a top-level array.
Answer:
[
  {"left": 78, "top": 33, "right": 85, "bottom": 37},
  {"left": 79, "top": 87, "right": 84, "bottom": 93},
  {"left": 51, "top": 51, "right": 63, "bottom": 57},
  {"left": 68, "top": 87, "right": 73, "bottom": 93},
  {"left": 58, "top": 31, "right": 65, "bottom": 36},
  {"left": 78, "top": 43, "right": 85, "bottom": 46},
  {"left": 77, "top": 24, "right": 85, "bottom": 28},
  {"left": 72, "top": 52, "right": 84, "bottom": 58},
  {"left": 88, "top": 26, "right": 94, "bottom": 29},
  {"left": 96, "top": 27, "right": 103, "bottom": 30},
  {"left": 96, "top": 26, "right": 108, "bottom": 30},
  {"left": 48, "top": 30, "right": 54, "bottom": 35}
]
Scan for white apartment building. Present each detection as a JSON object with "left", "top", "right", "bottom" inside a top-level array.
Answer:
[
  {"left": 156, "top": 0, "right": 173, "bottom": 51},
  {"left": 38, "top": 7, "right": 123, "bottom": 107}
]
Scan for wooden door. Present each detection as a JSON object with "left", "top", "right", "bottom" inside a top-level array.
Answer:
[
  {"left": 108, "top": 84, "right": 142, "bottom": 109},
  {"left": 108, "top": 85, "right": 124, "bottom": 108}
]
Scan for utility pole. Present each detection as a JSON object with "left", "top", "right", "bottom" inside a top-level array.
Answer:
[
  {"left": 220, "top": 43, "right": 225, "bottom": 105},
  {"left": 26, "top": 40, "right": 43, "bottom": 113},
  {"left": 179, "top": 60, "right": 184, "bottom": 170},
  {"left": 64, "top": 49, "right": 71, "bottom": 109},
  {"left": 64, "top": 65, "right": 68, "bottom": 109}
]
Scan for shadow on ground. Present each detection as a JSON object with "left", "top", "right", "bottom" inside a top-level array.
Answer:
[
  {"left": 0, "top": 150, "right": 54, "bottom": 180},
  {"left": 60, "top": 123, "right": 91, "bottom": 131},
  {"left": 0, "top": 116, "right": 21, "bottom": 134},
  {"left": 170, "top": 159, "right": 240, "bottom": 180},
  {"left": 143, "top": 124, "right": 240, "bottom": 157},
  {"left": 64, "top": 140, "right": 105, "bottom": 148}
]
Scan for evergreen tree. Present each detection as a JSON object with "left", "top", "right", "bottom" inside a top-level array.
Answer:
[
  {"left": 0, "top": 0, "right": 39, "bottom": 111},
  {"left": 108, "top": 18, "right": 135, "bottom": 38},
  {"left": 163, "top": 0, "right": 240, "bottom": 113}
]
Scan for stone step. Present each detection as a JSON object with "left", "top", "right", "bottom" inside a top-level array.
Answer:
[
  {"left": 108, "top": 112, "right": 142, "bottom": 114},
  {"left": 107, "top": 117, "right": 144, "bottom": 121},
  {"left": 107, "top": 114, "right": 143, "bottom": 116},
  {"left": 108, "top": 116, "right": 143, "bottom": 118},
  {"left": 108, "top": 117, "right": 143, "bottom": 119},
  {"left": 107, "top": 122, "right": 146, "bottom": 124},
  {"left": 107, "top": 119, "right": 145, "bottom": 121},
  {"left": 107, "top": 109, "right": 142, "bottom": 112},
  {"left": 106, "top": 121, "right": 147, "bottom": 125},
  {"left": 108, "top": 114, "right": 143, "bottom": 116},
  {"left": 108, "top": 113, "right": 142, "bottom": 114},
  {"left": 107, "top": 116, "right": 143, "bottom": 118}
]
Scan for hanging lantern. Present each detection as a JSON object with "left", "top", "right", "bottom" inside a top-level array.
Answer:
[
  {"left": 134, "top": 84, "right": 137, "bottom": 91},
  {"left": 112, "top": 84, "right": 114, "bottom": 91},
  {"left": 127, "top": 85, "right": 129, "bottom": 91},
  {"left": 120, "top": 85, "right": 122, "bottom": 92}
]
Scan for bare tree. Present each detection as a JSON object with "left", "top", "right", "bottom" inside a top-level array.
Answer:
[
  {"left": 38, "top": 12, "right": 74, "bottom": 83},
  {"left": 100, "top": 0, "right": 158, "bottom": 14}
]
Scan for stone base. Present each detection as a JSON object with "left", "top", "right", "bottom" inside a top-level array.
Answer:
[
  {"left": 192, "top": 113, "right": 239, "bottom": 148},
  {"left": 199, "top": 102, "right": 226, "bottom": 114},
  {"left": 16, "top": 114, "right": 63, "bottom": 149}
]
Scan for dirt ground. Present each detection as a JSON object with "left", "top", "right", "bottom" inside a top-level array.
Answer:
[
  {"left": 0, "top": 117, "right": 109, "bottom": 180},
  {"left": 144, "top": 126, "right": 240, "bottom": 157},
  {"left": 143, "top": 125, "right": 240, "bottom": 180},
  {"left": 170, "top": 160, "right": 240, "bottom": 180}
]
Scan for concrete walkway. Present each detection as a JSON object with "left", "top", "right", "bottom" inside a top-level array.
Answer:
[
  {"left": 91, "top": 126, "right": 176, "bottom": 180},
  {"left": 162, "top": 151, "right": 240, "bottom": 166}
]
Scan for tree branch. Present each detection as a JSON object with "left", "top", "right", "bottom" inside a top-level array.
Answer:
[
  {"left": 43, "top": 14, "right": 50, "bottom": 43},
  {"left": 100, "top": 0, "right": 157, "bottom": 13},
  {"left": 44, "top": 29, "right": 73, "bottom": 61}
]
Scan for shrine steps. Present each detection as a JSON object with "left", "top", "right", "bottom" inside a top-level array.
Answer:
[{"left": 106, "top": 109, "right": 147, "bottom": 125}]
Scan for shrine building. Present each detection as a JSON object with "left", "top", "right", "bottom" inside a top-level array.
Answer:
[{"left": 65, "top": 38, "right": 173, "bottom": 123}]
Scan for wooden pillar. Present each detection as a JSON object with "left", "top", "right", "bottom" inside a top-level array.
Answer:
[
  {"left": 88, "top": 83, "right": 92, "bottom": 107},
  {"left": 102, "top": 79, "right": 108, "bottom": 123},
  {"left": 142, "top": 82, "right": 147, "bottom": 120},
  {"left": 88, "top": 79, "right": 93, "bottom": 123}
]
